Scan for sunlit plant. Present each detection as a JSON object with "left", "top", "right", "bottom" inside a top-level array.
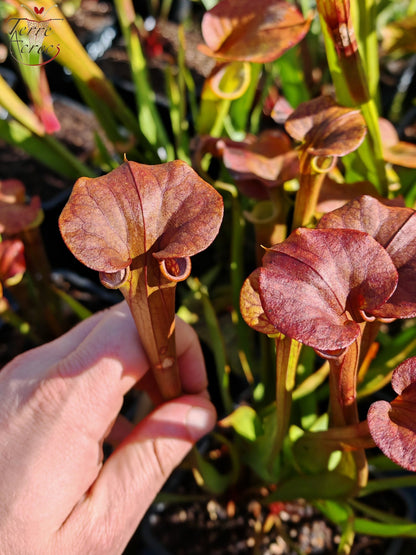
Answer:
[
  {"left": 368, "top": 356, "right": 416, "bottom": 472},
  {"left": 2, "top": 0, "right": 416, "bottom": 550},
  {"left": 59, "top": 160, "right": 223, "bottom": 399}
]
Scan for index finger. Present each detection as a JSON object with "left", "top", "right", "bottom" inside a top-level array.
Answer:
[{"left": 54, "top": 302, "right": 208, "bottom": 419}]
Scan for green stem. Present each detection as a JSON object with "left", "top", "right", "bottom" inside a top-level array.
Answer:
[
  {"left": 299, "top": 420, "right": 375, "bottom": 452},
  {"left": 293, "top": 361, "right": 329, "bottom": 400},
  {"left": 319, "top": 14, "right": 388, "bottom": 195},
  {"left": 360, "top": 475, "right": 416, "bottom": 497},
  {"left": 329, "top": 333, "right": 368, "bottom": 490},
  {"left": 215, "top": 181, "right": 254, "bottom": 382},
  {"left": 270, "top": 334, "right": 302, "bottom": 462},
  {"left": 356, "top": 0, "right": 379, "bottom": 104},
  {"left": 292, "top": 151, "right": 333, "bottom": 229},
  {"left": 165, "top": 65, "right": 190, "bottom": 163},
  {"left": 42, "top": 134, "right": 96, "bottom": 177},
  {"left": 0, "top": 74, "right": 44, "bottom": 135},
  {"left": 210, "top": 99, "right": 232, "bottom": 138},
  {"left": 231, "top": 63, "right": 262, "bottom": 132},
  {"left": 360, "top": 99, "right": 387, "bottom": 196},
  {"left": 188, "top": 277, "right": 233, "bottom": 414},
  {"left": 349, "top": 499, "right": 411, "bottom": 525},
  {"left": 113, "top": 0, "right": 174, "bottom": 160},
  {"left": 250, "top": 63, "right": 277, "bottom": 134}
]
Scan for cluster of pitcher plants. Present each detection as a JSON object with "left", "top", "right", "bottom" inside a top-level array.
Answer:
[{"left": 2, "top": 0, "right": 416, "bottom": 551}]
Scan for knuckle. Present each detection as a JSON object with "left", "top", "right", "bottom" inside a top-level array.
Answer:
[{"left": 27, "top": 373, "right": 69, "bottom": 420}]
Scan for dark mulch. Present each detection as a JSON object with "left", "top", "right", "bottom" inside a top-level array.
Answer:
[{"left": 124, "top": 472, "right": 416, "bottom": 555}]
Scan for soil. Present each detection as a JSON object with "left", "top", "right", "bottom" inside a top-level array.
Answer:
[
  {"left": 140, "top": 487, "right": 340, "bottom": 555},
  {"left": 66, "top": 0, "right": 115, "bottom": 45},
  {"left": 124, "top": 470, "right": 416, "bottom": 555}
]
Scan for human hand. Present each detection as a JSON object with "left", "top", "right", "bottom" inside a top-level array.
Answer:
[{"left": 0, "top": 301, "right": 216, "bottom": 554}]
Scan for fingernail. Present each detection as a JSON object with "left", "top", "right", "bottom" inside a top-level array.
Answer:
[{"left": 186, "top": 403, "right": 216, "bottom": 441}]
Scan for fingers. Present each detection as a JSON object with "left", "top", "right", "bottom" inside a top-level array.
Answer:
[
  {"left": 0, "top": 302, "right": 145, "bottom": 401},
  {"left": 0, "top": 300, "right": 212, "bottom": 539},
  {"left": 104, "top": 413, "right": 134, "bottom": 448},
  {"left": 0, "top": 302, "right": 150, "bottom": 531},
  {"left": 51, "top": 303, "right": 210, "bottom": 437},
  {"left": 138, "top": 316, "right": 208, "bottom": 405},
  {"left": 55, "top": 301, "right": 149, "bottom": 389},
  {"left": 175, "top": 316, "right": 208, "bottom": 394},
  {"left": 47, "top": 302, "right": 150, "bottom": 448},
  {"left": 104, "top": 316, "right": 208, "bottom": 448},
  {"left": 2, "top": 301, "right": 207, "bottom": 403},
  {"left": 52, "top": 303, "right": 208, "bottom": 411},
  {"left": 0, "top": 307, "right": 107, "bottom": 384},
  {"left": 56, "top": 395, "right": 216, "bottom": 555}
]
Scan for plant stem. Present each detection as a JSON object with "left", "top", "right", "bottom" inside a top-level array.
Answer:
[
  {"left": 0, "top": 74, "right": 45, "bottom": 136},
  {"left": 360, "top": 475, "right": 416, "bottom": 497},
  {"left": 120, "top": 263, "right": 181, "bottom": 401},
  {"left": 349, "top": 498, "right": 411, "bottom": 525},
  {"left": 329, "top": 331, "right": 368, "bottom": 489},
  {"left": 359, "top": 99, "right": 387, "bottom": 196},
  {"left": 292, "top": 152, "right": 334, "bottom": 229},
  {"left": 299, "top": 420, "right": 375, "bottom": 452},
  {"left": 245, "top": 188, "right": 288, "bottom": 264},
  {"left": 271, "top": 334, "right": 302, "bottom": 460},
  {"left": 293, "top": 361, "right": 329, "bottom": 400},
  {"left": 210, "top": 99, "right": 232, "bottom": 138},
  {"left": 42, "top": 134, "right": 96, "bottom": 178},
  {"left": 355, "top": 0, "right": 380, "bottom": 104},
  {"left": 187, "top": 277, "right": 233, "bottom": 414},
  {"left": 215, "top": 181, "right": 255, "bottom": 381},
  {"left": 165, "top": 65, "right": 190, "bottom": 163},
  {"left": 319, "top": 14, "right": 388, "bottom": 195},
  {"left": 114, "top": 0, "right": 174, "bottom": 160},
  {"left": 250, "top": 63, "right": 277, "bottom": 134}
]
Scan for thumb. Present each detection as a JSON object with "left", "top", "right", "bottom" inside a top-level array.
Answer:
[{"left": 58, "top": 395, "right": 216, "bottom": 555}]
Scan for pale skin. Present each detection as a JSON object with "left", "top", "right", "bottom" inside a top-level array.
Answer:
[{"left": 0, "top": 301, "right": 216, "bottom": 554}]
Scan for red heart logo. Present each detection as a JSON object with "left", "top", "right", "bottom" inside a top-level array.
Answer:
[{"left": 34, "top": 6, "right": 44, "bottom": 14}]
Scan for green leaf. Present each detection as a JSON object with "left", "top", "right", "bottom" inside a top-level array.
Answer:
[
  {"left": 0, "top": 119, "right": 94, "bottom": 178},
  {"left": 192, "top": 446, "right": 234, "bottom": 495},
  {"left": 187, "top": 277, "right": 233, "bottom": 413},
  {"left": 220, "top": 406, "right": 263, "bottom": 441},
  {"left": 318, "top": 496, "right": 416, "bottom": 538},
  {"left": 230, "top": 63, "right": 262, "bottom": 131},
  {"left": 275, "top": 47, "right": 310, "bottom": 107},
  {"left": 113, "top": 0, "right": 174, "bottom": 161},
  {"left": 360, "top": 474, "right": 416, "bottom": 497},
  {"left": 240, "top": 405, "right": 281, "bottom": 482},
  {"left": 353, "top": 518, "right": 416, "bottom": 538},
  {"left": 267, "top": 471, "right": 357, "bottom": 502},
  {"left": 191, "top": 433, "right": 240, "bottom": 495},
  {"left": 314, "top": 499, "right": 351, "bottom": 525},
  {"left": 52, "top": 287, "right": 92, "bottom": 321}
]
